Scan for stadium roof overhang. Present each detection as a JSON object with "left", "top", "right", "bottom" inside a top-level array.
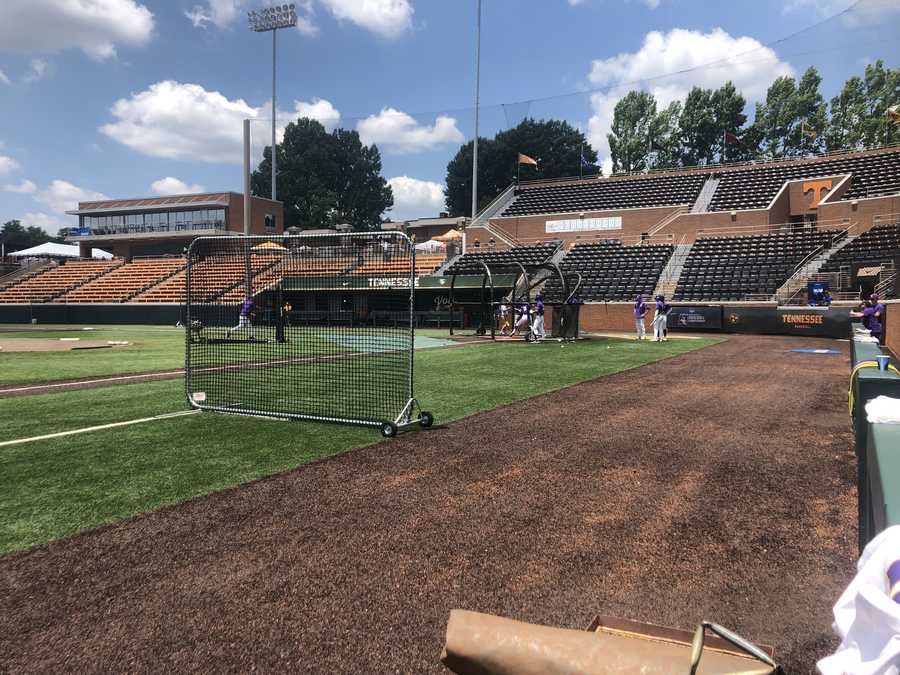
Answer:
[
  {"left": 66, "top": 200, "right": 229, "bottom": 215},
  {"left": 64, "top": 229, "right": 233, "bottom": 244}
]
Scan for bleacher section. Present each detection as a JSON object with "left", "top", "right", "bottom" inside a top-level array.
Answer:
[
  {"left": 498, "top": 149, "right": 900, "bottom": 218},
  {"left": 502, "top": 174, "right": 707, "bottom": 217},
  {"left": 820, "top": 221, "right": 900, "bottom": 285},
  {"left": 674, "top": 230, "right": 833, "bottom": 301},
  {"left": 544, "top": 241, "right": 673, "bottom": 302},
  {"left": 0, "top": 259, "right": 121, "bottom": 303},
  {"left": 58, "top": 257, "right": 186, "bottom": 303},
  {"left": 444, "top": 243, "right": 558, "bottom": 275},
  {"left": 709, "top": 151, "right": 900, "bottom": 211}
]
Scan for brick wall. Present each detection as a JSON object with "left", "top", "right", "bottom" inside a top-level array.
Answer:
[{"left": 885, "top": 300, "right": 899, "bottom": 357}]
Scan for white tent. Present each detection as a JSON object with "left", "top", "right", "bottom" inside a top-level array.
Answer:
[
  {"left": 414, "top": 239, "right": 445, "bottom": 252},
  {"left": 8, "top": 242, "right": 113, "bottom": 259}
]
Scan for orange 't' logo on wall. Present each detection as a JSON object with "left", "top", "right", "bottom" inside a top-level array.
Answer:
[{"left": 803, "top": 180, "right": 833, "bottom": 210}]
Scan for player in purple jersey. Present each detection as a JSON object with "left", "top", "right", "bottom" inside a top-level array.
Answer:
[{"left": 227, "top": 296, "right": 255, "bottom": 337}]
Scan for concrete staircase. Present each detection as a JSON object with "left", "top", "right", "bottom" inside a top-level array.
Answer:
[
  {"left": 775, "top": 231, "right": 857, "bottom": 303},
  {"left": 690, "top": 177, "right": 720, "bottom": 213},
  {"left": 653, "top": 243, "right": 692, "bottom": 299},
  {"left": 647, "top": 206, "right": 688, "bottom": 236}
]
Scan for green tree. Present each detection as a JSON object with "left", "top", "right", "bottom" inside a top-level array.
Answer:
[
  {"left": 0, "top": 220, "right": 57, "bottom": 253},
  {"left": 786, "top": 67, "right": 827, "bottom": 156},
  {"left": 755, "top": 75, "right": 798, "bottom": 159},
  {"left": 252, "top": 118, "right": 393, "bottom": 231},
  {"left": 608, "top": 90, "right": 657, "bottom": 173},
  {"left": 678, "top": 87, "right": 717, "bottom": 166},
  {"left": 443, "top": 118, "right": 596, "bottom": 216},
  {"left": 826, "top": 76, "right": 868, "bottom": 151},
  {"left": 860, "top": 60, "right": 900, "bottom": 147},
  {"left": 648, "top": 100, "right": 682, "bottom": 169},
  {"left": 711, "top": 81, "right": 749, "bottom": 162}
]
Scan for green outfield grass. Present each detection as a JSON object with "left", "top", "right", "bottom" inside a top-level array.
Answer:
[
  {"left": 0, "top": 335, "right": 721, "bottom": 555},
  {"left": 0, "top": 324, "right": 457, "bottom": 386}
]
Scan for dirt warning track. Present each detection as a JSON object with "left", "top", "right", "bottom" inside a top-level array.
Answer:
[{"left": 0, "top": 335, "right": 856, "bottom": 673}]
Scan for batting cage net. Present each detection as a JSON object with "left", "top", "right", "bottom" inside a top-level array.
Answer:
[{"left": 185, "top": 231, "right": 432, "bottom": 437}]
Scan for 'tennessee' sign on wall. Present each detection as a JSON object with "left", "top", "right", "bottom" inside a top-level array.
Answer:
[{"left": 545, "top": 217, "right": 622, "bottom": 233}]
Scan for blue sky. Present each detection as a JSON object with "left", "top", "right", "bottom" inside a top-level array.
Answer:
[{"left": 0, "top": 0, "right": 897, "bottom": 232}]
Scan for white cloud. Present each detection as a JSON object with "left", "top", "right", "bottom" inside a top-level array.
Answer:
[
  {"left": 357, "top": 108, "right": 464, "bottom": 154},
  {"left": 0, "top": 69, "right": 9, "bottom": 85},
  {"left": 387, "top": 176, "right": 444, "bottom": 220},
  {"left": 0, "top": 156, "right": 20, "bottom": 175},
  {"left": 35, "top": 180, "right": 108, "bottom": 214},
  {"left": 100, "top": 81, "right": 256, "bottom": 164},
  {"left": 292, "top": 98, "right": 341, "bottom": 132},
  {"left": 100, "top": 81, "right": 341, "bottom": 165},
  {"left": 586, "top": 28, "right": 793, "bottom": 169},
  {"left": 186, "top": 0, "right": 242, "bottom": 28},
  {"left": 23, "top": 58, "right": 48, "bottom": 83},
  {"left": 3, "top": 179, "right": 37, "bottom": 194},
  {"left": 568, "top": 0, "right": 586, "bottom": 5},
  {"left": 20, "top": 211, "right": 66, "bottom": 234},
  {"left": 0, "top": 0, "right": 154, "bottom": 61},
  {"left": 316, "top": 0, "right": 413, "bottom": 38},
  {"left": 151, "top": 177, "right": 205, "bottom": 195},
  {"left": 641, "top": 0, "right": 660, "bottom": 7}
]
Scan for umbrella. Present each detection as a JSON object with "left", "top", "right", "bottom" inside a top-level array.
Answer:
[{"left": 433, "top": 229, "right": 462, "bottom": 242}]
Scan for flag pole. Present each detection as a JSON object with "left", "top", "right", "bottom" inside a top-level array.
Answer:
[
  {"left": 579, "top": 142, "right": 583, "bottom": 179},
  {"left": 722, "top": 129, "right": 726, "bottom": 164},
  {"left": 470, "top": 0, "right": 481, "bottom": 224}
]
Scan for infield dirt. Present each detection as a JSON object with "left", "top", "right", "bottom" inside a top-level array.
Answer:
[{"left": 0, "top": 334, "right": 856, "bottom": 673}]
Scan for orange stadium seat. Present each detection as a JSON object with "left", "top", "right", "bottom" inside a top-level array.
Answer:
[{"left": 0, "top": 259, "right": 122, "bottom": 303}]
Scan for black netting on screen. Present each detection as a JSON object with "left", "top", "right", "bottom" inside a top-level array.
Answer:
[{"left": 185, "top": 232, "right": 415, "bottom": 427}]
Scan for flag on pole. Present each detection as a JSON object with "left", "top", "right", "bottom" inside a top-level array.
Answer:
[
  {"left": 888, "top": 105, "right": 900, "bottom": 124},
  {"left": 518, "top": 153, "right": 539, "bottom": 166},
  {"left": 801, "top": 120, "right": 817, "bottom": 140},
  {"left": 723, "top": 131, "right": 744, "bottom": 147},
  {"left": 580, "top": 150, "right": 595, "bottom": 168}
]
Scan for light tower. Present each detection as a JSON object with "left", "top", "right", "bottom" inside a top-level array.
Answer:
[{"left": 248, "top": 4, "right": 298, "bottom": 202}]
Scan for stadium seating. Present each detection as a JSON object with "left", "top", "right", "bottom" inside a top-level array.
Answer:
[
  {"left": 674, "top": 229, "right": 834, "bottom": 301},
  {"left": 543, "top": 240, "right": 674, "bottom": 302},
  {"left": 57, "top": 257, "right": 186, "bottom": 303},
  {"left": 820, "top": 221, "right": 900, "bottom": 285},
  {"left": 0, "top": 259, "right": 121, "bottom": 303},
  {"left": 356, "top": 255, "right": 444, "bottom": 277},
  {"left": 445, "top": 243, "right": 559, "bottom": 275},
  {"left": 501, "top": 174, "right": 707, "bottom": 217},
  {"left": 709, "top": 151, "right": 900, "bottom": 211},
  {"left": 499, "top": 149, "right": 900, "bottom": 218}
]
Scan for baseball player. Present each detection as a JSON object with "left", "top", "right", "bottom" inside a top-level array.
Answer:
[
  {"left": 228, "top": 296, "right": 255, "bottom": 337},
  {"left": 634, "top": 295, "right": 647, "bottom": 340},
  {"left": 652, "top": 295, "right": 672, "bottom": 342},
  {"left": 533, "top": 293, "right": 545, "bottom": 341}
]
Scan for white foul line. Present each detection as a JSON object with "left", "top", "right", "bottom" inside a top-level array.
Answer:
[
  {"left": 0, "top": 370, "right": 185, "bottom": 395},
  {"left": 0, "top": 409, "right": 201, "bottom": 448}
]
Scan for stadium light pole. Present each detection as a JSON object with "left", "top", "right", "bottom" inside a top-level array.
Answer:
[
  {"left": 470, "top": 0, "right": 481, "bottom": 231},
  {"left": 248, "top": 5, "right": 298, "bottom": 203}
]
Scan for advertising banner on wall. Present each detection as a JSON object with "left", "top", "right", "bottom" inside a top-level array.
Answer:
[
  {"left": 722, "top": 306, "right": 851, "bottom": 338},
  {"left": 668, "top": 305, "right": 723, "bottom": 330}
]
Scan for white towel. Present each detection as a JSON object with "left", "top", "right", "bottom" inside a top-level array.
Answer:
[
  {"left": 817, "top": 526, "right": 900, "bottom": 674},
  {"left": 866, "top": 396, "right": 900, "bottom": 424}
]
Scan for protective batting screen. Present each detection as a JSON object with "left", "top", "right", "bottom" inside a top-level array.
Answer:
[{"left": 185, "top": 232, "right": 418, "bottom": 429}]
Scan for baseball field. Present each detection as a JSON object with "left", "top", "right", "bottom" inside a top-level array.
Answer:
[{"left": 0, "top": 325, "right": 856, "bottom": 673}]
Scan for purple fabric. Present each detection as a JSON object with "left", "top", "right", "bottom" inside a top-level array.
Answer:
[
  {"left": 888, "top": 558, "right": 900, "bottom": 603},
  {"left": 535, "top": 298, "right": 544, "bottom": 316},
  {"left": 864, "top": 306, "right": 882, "bottom": 335},
  {"left": 240, "top": 298, "right": 254, "bottom": 318},
  {"left": 634, "top": 299, "right": 646, "bottom": 318}
]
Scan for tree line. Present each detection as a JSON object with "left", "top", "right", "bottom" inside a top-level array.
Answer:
[
  {"left": 0, "top": 220, "right": 64, "bottom": 255},
  {"left": 443, "top": 60, "right": 897, "bottom": 216},
  {"left": 607, "top": 60, "right": 898, "bottom": 173}
]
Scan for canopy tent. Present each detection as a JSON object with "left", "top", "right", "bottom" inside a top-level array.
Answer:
[
  {"left": 8, "top": 242, "right": 113, "bottom": 259},
  {"left": 433, "top": 229, "right": 462, "bottom": 242},
  {"left": 252, "top": 241, "right": 287, "bottom": 252},
  {"left": 414, "top": 239, "right": 446, "bottom": 252}
]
